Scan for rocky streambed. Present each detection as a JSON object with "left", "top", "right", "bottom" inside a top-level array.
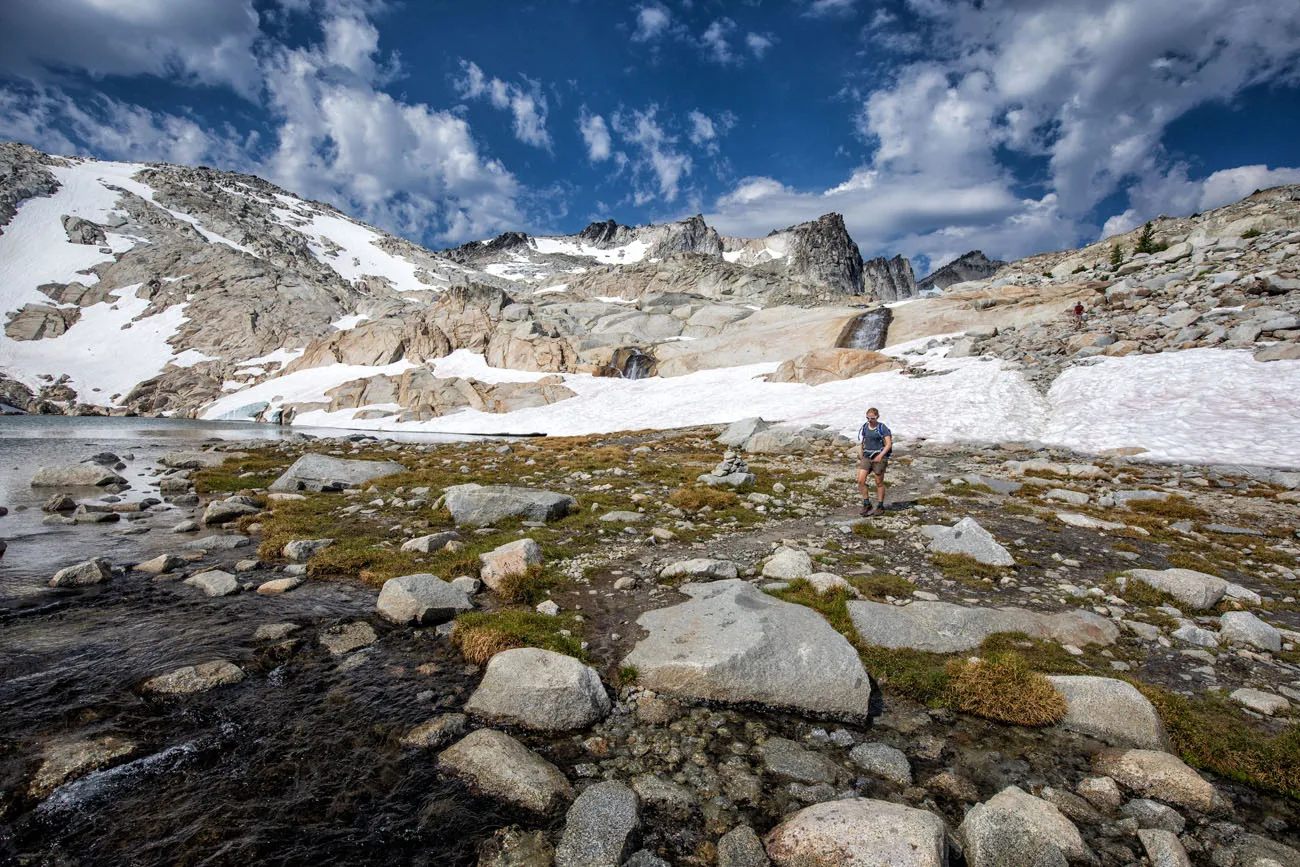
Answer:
[{"left": 2, "top": 420, "right": 1299, "bottom": 866}]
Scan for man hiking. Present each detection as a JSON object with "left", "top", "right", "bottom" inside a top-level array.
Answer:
[{"left": 856, "top": 407, "right": 892, "bottom": 516}]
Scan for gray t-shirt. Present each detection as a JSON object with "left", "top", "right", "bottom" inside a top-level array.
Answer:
[{"left": 859, "top": 422, "right": 891, "bottom": 457}]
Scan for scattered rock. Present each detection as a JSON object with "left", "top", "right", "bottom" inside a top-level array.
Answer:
[
  {"left": 443, "top": 483, "right": 578, "bottom": 526},
  {"left": 202, "top": 498, "right": 260, "bottom": 526},
  {"left": 757, "top": 737, "right": 844, "bottom": 785},
  {"left": 554, "top": 780, "right": 639, "bottom": 867},
  {"left": 623, "top": 580, "right": 874, "bottom": 720},
  {"left": 464, "top": 647, "right": 611, "bottom": 731},
  {"left": 282, "top": 538, "right": 334, "bottom": 562},
  {"left": 848, "top": 742, "right": 912, "bottom": 786},
  {"left": 28, "top": 736, "right": 137, "bottom": 798},
  {"left": 400, "top": 531, "right": 461, "bottom": 553},
  {"left": 31, "top": 465, "right": 125, "bottom": 487},
  {"left": 921, "top": 517, "right": 1014, "bottom": 566},
  {"left": 1136, "top": 829, "right": 1192, "bottom": 867},
  {"left": 718, "top": 825, "right": 771, "bottom": 867},
  {"left": 765, "top": 798, "right": 947, "bottom": 867},
  {"left": 1122, "top": 799, "right": 1186, "bottom": 833},
  {"left": 269, "top": 454, "right": 406, "bottom": 492},
  {"left": 1122, "top": 568, "right": 1227, "bottom": 610},
  {"left": 659, "top": 558, "right": 739, "bottom": 581},
  {"left": 1219, "top": 611, "right": 1282, "bottom": 652},
  {"left": 376, "top": 573, "right": 473, "bottom": 625},
  {"left": 1045, "top": 676, "right": 1171, "bottom": 751},
  {"left": 599, "top": 510, "right": 646, "bottom": 523},
  {"left": 1230, "top": 688, "right": 1290, "bottom": 716},
  {"left": 42, "top": 493, "right": 77, "bottom": 512},
  {"left": 253, "top": 622, "right": 300, "bottom": 641},
  {"left": 49, "top": 557, "right": 113, "bottom": 588},
  {"left": 761, "top": 546, "right": 813, "bottom": 580},
  {"left": 847, "top": 600, "right": 1117, "bottom": 653},
  {"left": 319, "top": 621, "right": 378, "bottom": 655},
  {"left": 184, "top": 570, "right": 240, "bottom": 597},
  {"left": 1091, "top": 748, "right": 1218, "bottom": 812},
  {"left": 141, "top": 660, "right": 244, "bottom": 695},
  {"left": 256, "top": 577, "right": 303, "bottom": 595},
  {"left": 183, "top": 534, "right": 251, "bottom": 551},
  {"left": 1075, "top": 777, "right": 1122, "bottom": 812},
  {"left": 437, "top": 729, "right": 573, "bottom": 814},
  {"left": 133, "top": 553, "right": 184, "bottom": 575},
  {"left": 959, "top": 785, "right": 1093, "bottom": 867},
  {"left": 479, "top": 538, "right": 543, "bottom": 592},
  {"left": 400, "top": 713, "right": 468, "bottom": 749}
]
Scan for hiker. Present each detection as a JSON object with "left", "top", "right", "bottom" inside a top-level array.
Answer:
[
  {"left": 856, "top": 407, "right": 892, "bottom": 516},
  {"left": 1072, "top": 301, "right": 1085, "bottom": 328}
]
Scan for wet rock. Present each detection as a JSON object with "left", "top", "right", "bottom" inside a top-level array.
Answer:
[
  {"left": 959, "top": 785, "right": 1093, "bottom": 867},
  {"left": 185, "top": 570, "right": 240, "bottom": 597},
  {"left": 203, "top": 497, "right": 260, "bottom": 526},
  {"left": 269, "top": 454, "right": 406, "bottom": 492},
  {"left": 848, "top": 742, "right": 912, "bottom": 786},
  {"left": 465, "top": 647, "right": 610, "bottom": 732},
  {"left": 1219, "top": 611, "right": 1281, "bottom": 652},
  {"left": 183, "top": 534, "right": 251, "bottom": 551},
  {"left": 400, "top": 713, "right": 468, "bottom": 749},
  {"left": 479, "top": 538, "right": 543, "bottom": 592},
  {"left": 921, "top": 517, "right": 1014, "bottom": 566},
  {"left": 42, "top": 493, "right": 77, "bottom": 512},
  {"left": 634, "top": 694, "right": 682, "bottom": 725},
  {"left": 761, "top": 546, "right": 813, "bottom": 580},
  {"left": 319, "top": 621, "right": 378, "bottom": 655},
  {"left": 29, "top": 736, "right": 137, "bottom": 798},
  {"left": 623, "top": 580, "right": 874, "bottom": 720},
  {"left": 400, "top": 531, "right": 461, "bottom": 553},
  {"left": 477, "top": 826, "right": 555, "bottom": 867},
  {"left": 1045, "top": 676, "right": 1170, "bottom": 751},
  {"left": 847, "top": 600, "right": 1117, "bottom": 653},
  {"left": 282, "top": 538, "right": 333, "bottom": 562},
  {"left": 1122, "top": 568, "right": 1227, "bottom": 610},
  {"left": 659, "top": 558, "right": 739, "bottom": 581},
  {"left": 718, "top": 825, "right": 771, "bottom": 867},
  {"left": 171, "top": 520, "right": 200, "bottom": 533},
  {"left": 49, "top": 557, "right": 113, "bottom": 587},
  {"left": 1091, "top": 749, "right": 1218, "bottom": 813},
  {"left": 257, "top": 577, "right": 303, "bottom": 595},
  {"left": 377, "top": 573, "right": 473, "bottom": 625},
  {"left": 926, "top": 770, "right": 978, "bottom": 802},
  {"left": 1230, "top": 688, "right": 1290, "bottom": 715},
  {"left": 757, "top": 737, "right": 844, "bottom": 785},
  {"left": 1038, "top": 787, "right": 1103, "bottom": 825},
  {"left": 1122, "top": 799, "right": 1185, "bottom": 833},
  {"left": 31, "top": 464, "right": 125, "bottom": 487},
  {"left": 630, "top": 775, "right": 695, "bottom": 818},
  {"left": 73, "top": 506, "right": 120, "bottom": 524},
  {"left": 253, "top": 622, "right": 300, "bottom": 641},
  {"left": 437, "top": 729, "right": 572, "bottom": 814},
  {"left": 141, "top": 660, "right": 244, "bottom": 695},
  {"left": 554, "top": 780, "right": 639, "bottom": 867},
  {"left": 133, "top": 553, "right": 184, "bottom": 575},
  {"left": 1136, "top": 829, "right": 1191, "bottom": 867},
  {"left": 443, "top": 483, "right": 578, "bottom": 526},
  {"left": 1076, "top": 777, "right": 1122, "bottom": 812},
  {"left": 765, "top": 798, "right": 947, "bottom": 867}
]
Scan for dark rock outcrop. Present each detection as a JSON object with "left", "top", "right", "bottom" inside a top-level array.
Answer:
[
  {"left": 781, "top": 213, "right": 866, "bottom": 297},
  {"left": 61, "top": 214, "right": 107, "bottom": 245},
  {"left": 862, "top": 254, "right": 916, "bottom": 301},
  {"left": 0, "top": 142, "right": 60, "bottom": 234},
  {"left": 917, "top": 250, "right": 1006, "bottom": 293}
]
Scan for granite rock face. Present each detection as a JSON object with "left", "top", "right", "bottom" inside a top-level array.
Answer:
[{"left": 861, "top": 254, "right": 916, "bottom": 301}]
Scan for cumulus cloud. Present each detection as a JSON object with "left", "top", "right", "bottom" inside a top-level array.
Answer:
[
  {"left": 710, "top": 0, "right": 1300, "bottom": 269},
  {"left": 455, "top": 60, "right": 552, "bottom": 151},
  {"left": 632, "top": 5, "right": 673, "bottom": 42},
  {"left": 0, "top": 0, "right": 264, "bottom": 99},
  {"left": 0, "top": 0, "right": 525, "bottom": 245},
  {"left": 579, "top": 109, "right": 613, "bottom": 162},
  {"left": 701, "top": 19, "right": 738, "bottom": 65},
  {"left": 802, "top": 0, "right": 857, "bottom": 19},
  {"left": 745, "top": 32, "right": 776, "bottom": 58},
  {"left": 612, "top": 106, "right": 692, "bottom": 204}
]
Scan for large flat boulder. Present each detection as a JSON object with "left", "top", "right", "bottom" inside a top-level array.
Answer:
[
  {"left": 922, "top": 517, "right": 1014, "bottom": 566},
  {"left": 622, "top": 579, "right": 874, "bottom": 720},
  {"left": 161, "top": 451, "right": 247, "bottom": 469},
  {"left": 443, "top": 484, "right": 578, "bottom": 526},
  {"left": 376, "top": 573, "right": 473, "bottom": 625},
  {"left": 437, "top": 728, "right": 572, "bottom": 814},
  {"left": 464, "top": 647, "right": 611, "bottom": 731},
  {"left": 1046, "top": 676, "right": 1170, "bottom": 751},
  {"left": 765, "top": 798, "right": 947, "bottom": 867},
  {"left": 1122, "top": 568, "right": 1226, "bottom": 610},
  {"left": 269, "top": 454, "right": 406, "bottom": 492},
  {"left": 31, "top": 464, "right": 125, "bottom": 487},
  {"left": 555, "top": 780, "right": 640, "bottom": 867},
  {"left": 847, "top": 600, "right": 1118, "bottom": 653},
  {"left": 140, "top": 660, "right": 244, "bottom": 695},
  {"left": 1091, "top": 749, "right": 1218, "bottom": 813},
  {"left": 768, "top": 348, "right": 902, "bottom": 386},
  {"left": 959, "top": 785, "right": 1093, "bottom": 867}
]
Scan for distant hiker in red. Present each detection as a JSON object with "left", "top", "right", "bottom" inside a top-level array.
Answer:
[
  {"left": 856, "top": 407, "right": 892, "bottom": 516},
  {"left": 1072, "top": 301, "right": 1085, "bottom": 327}
]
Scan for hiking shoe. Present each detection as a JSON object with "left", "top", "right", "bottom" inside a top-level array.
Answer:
[
  {"left": 859, "top": 505, "right": 871, "bottom": 517},
  {"left": 869, "top": 504, "right": 884, "bottom": 516}
]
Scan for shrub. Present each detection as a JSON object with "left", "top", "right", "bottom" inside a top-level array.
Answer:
[
  {"left": 947, "top": 653, "right": 1067, "bottom": 726},
  {"left": 1071, "top": 265, "right": 1087, "bottom": 274},
  {"left": 1134, "top": 222, "right": 1162, "bottom": 255}
]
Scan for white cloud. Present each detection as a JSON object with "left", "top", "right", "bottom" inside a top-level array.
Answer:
[
  {"left": 803, "top": 0, "right": 857, "bottom": 18},
  {"left": 1101, "top": 163, "right": 1300, "bottom": 239},
  {"left": 612, "top": 106, "right": 692, "bottom": 204},
  {"left": 701, "top": 18, "right": 738, "bottom": 65},
  {"left": 0, "top": 0, "right": 264, "bottom": 99},
  {"left": 745, "top": 32, "right": 775, "bottom": 58},
  {"left": 579, "top": 109, "right": 613, "bottom": 162},
  {"left": 455, "top": 60, "right": 552, "bottom": 151},
  {"left": 687, "top": 110, "right": 736, "bottom": 156},
  {"left": 632, "top": 5, "right": 672, "bottom": 42}
]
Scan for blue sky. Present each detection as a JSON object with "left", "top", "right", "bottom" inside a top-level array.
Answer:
[{"left": 1, "top": 0, "right": 1298, "bottom": 275}]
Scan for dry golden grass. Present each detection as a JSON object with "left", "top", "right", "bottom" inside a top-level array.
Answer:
[
  {"left": 946, "top": 653, "right": 1067, "bottom": 726},
  {"left": 667, "top": 486, "right": 739, "bottom": 512},
  {"left": 453, "top": 626, "right": 523, "bottom": 665}
]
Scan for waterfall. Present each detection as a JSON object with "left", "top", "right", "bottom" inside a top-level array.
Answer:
[
  {"left": 838, "top": 308, "right": 892, "bottom": 351},
  {"left": 620, "top": 350, "right": 655, "bottom": 380}
]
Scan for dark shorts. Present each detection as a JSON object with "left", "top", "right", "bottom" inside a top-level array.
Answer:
[{"left": 859, "top": 455, "right": 888, "bottom": 477}]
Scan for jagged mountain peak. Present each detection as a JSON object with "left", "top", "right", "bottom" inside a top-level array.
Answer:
[{"left": 917, "top": 250, "right": 1007, "bottom": 292}]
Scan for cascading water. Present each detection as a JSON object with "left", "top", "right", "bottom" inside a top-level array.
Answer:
[
  {"left": 837, "top": 308, "right": 892, "bottom": 351},
  {"left": 620, "top": 350, "right": 655, "bottom": 380}
]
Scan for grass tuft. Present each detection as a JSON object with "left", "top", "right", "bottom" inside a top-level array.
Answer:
[
  {"left": 494, "top": 564, "right": 559, "bottom": 605},
  {"left": 1127, "top": 495, "right": 1210, "bottom": 521},
  {"left": 946, "top": 652, "right": 1068, "bottom": 726},
  {"left": 667, "top": 486, "right": 739, "bottom": 512},
  {"left": 452, "top": 610, "right": 587, "bottom": 664},
  {"left": 852, "top": 522, "right": 894, "bottom": 540},
  {"left": 931, "top": 552, "right": 1005, "bottom": 584}
]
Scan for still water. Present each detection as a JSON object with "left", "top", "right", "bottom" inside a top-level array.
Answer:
[{"left": 0, "top": 417, "right": 523, "bottom": 866}]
